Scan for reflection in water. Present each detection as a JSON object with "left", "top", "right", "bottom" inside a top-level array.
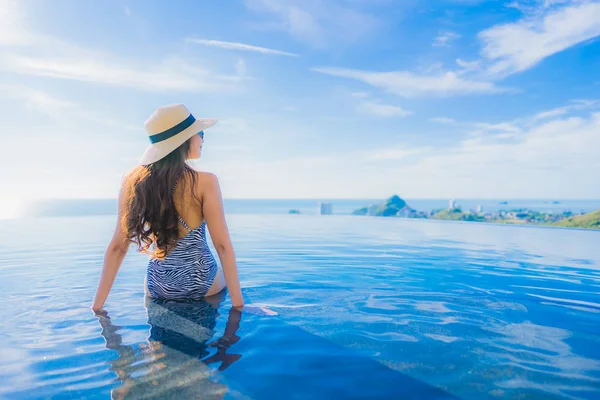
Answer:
[{"left": 95, "top": 293, "right": 242, "bottom": 399}]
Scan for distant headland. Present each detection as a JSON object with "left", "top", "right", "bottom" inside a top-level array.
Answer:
[{"left": 353, "top": 195, "right": 600, "bottom": 230}]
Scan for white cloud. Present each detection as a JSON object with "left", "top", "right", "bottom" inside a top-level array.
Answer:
[
  {"left": 359, "top": 101, "right": 413, "bottom": 118},
  {"left": 507, "top": 0, "right": 574, "bottom": 13},
  {"left": 431, "top": 115, "right": 521, "bottom": 137},
  {"left": 480, "top": 1, "right": 600, "bottom": 76},
  {"left": 529, "top": 99, "right": 600, "bottom": 123},
  {"left": 1, "top": 83, "right": 76, "bottom": 115},
  {"left": 186, "top": 38, "right": 299, "bottom": 57},
  {"left": 387, "top": 102, "right": 600, "bottom": 198},
  {"left": 0, "top": 54, "right": 244, "bottom": 92},
  {"left": 455, "top": 58, "right": 482, "bottom": 74},
  {"left": 431, "top": 117, "right": 457, "bottom": 124},
  {"left": 209, "top": 106, "right": 600, "bottom": 198},
  {"left": 0, "top": 3, "right": 245, "bottom": 93},
  {"left": 244, "top": 0, "right": 379, "bottom": 47},
  {"left": 310, "top": 1, "right": 600, "bottom": 100},
  {"left": 0, "top": 84, "right": 139, "bottom": 131},
  {"left": 471, "top": 122, "right": 521, "bottom": 134},
  {"left": 532, "top": 106, "right": 571, "bottom": 122},
  {"left": 312, "top": 66, "right": 509, "bottom": 98},
  {"left": 433, "top": 31, "right": 461, "bottom": 47},
  {"left": 434, "top": 99, "right": 600, "bottom": 133},
  {"left": 0, "top": 0, "right": 38, "bottom": 46}
]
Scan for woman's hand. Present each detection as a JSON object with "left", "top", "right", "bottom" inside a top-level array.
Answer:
[{"left": 91, "top": 308, "right": 108, "bottom": 316}]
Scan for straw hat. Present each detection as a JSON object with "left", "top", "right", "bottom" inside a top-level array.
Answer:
[{"left": 140, "top": 104, "right": 217, "bottom": 165}]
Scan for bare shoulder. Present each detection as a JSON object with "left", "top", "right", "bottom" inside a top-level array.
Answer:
[
  {"left": 119, "top": 168, "right": 136, "bottom": 195},
  {"left": 192, "top": 171, "right": 220, "bottom": 197},
  {"left": 194, "top": 170, "right": 218, "bottom": 182},
  {"left": 116, "top": 168, "right": 138, "bottom": 211},
  {"left": 194, "top": 171, "right": 218, "bottom": 187}
]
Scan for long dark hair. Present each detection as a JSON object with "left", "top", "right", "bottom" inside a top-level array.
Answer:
[{"left": 122, "top": 139, "right": 201, "bottom": 259}]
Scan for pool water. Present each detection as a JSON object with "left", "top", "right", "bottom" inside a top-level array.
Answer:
[{"left": 1, "top": 214, "right": 599, "bottom": 399}]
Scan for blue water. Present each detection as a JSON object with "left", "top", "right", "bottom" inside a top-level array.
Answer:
[
  {"left": 1, "top": 214, "right": 599, "bottom": 399},
  {"left": 23, "top": 198, "right": 600, "bottom": 218}
]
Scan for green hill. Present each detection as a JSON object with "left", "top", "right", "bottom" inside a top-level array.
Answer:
[
  {"left": 373, "top": 195, "right": 407, "bottom": 216},
  {"left": 432, "top": 208, "right": 485, "bottom": 222},
  {"left": 552, "top": 209, "right": 600, "bottom": 229},
  {"left": 352, "top": 207, "right": 368, "bottom": 216},
  {"left": 352, "top": 195, "right": 408, "bottom": 217},
  {"left": 432, "top": 208, "right": 464, "bottom": 221}
]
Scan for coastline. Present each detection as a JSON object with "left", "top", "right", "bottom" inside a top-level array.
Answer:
[{"left": 351, "top": 196, "right": 600, "bottom": 230}]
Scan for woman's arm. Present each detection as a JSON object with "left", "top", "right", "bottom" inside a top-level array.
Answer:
[
  {"left": 91, "top": 185, "right": 129, "bottom": 311},
  {"left": 202, "top": 173, "right": 244, "bottom": 308}
]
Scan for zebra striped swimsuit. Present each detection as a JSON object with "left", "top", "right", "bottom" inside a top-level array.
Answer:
[{"left": 146, "top": 215, "right": 218, "bottom": 300}]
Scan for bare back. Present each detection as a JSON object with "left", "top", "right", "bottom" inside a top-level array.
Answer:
[
  {"left": 172, "top": 170, "right": 210, "bottom": 236},
  {"left": 156, "top": 170, "right": 227, "bottom": 297}
]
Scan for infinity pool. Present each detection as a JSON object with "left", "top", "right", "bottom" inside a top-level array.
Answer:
[{"left": 1, "top": 215, "right": 599, "bottom": 399}]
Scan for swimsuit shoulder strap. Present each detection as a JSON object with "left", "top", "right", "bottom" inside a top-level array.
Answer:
[
  {"left": 173, "top": 178, "right": 191, "bottom": 233},
  {"left": 177, "top": 214, "right": 191, "bottom": 232}
]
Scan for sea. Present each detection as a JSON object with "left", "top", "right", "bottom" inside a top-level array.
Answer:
[{"left": 1, "top": 199, "right": 599, "bottom": 399}]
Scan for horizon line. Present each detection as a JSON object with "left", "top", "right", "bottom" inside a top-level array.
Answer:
[{"left": 17, "top": 197, "right": 600, "bottom": 201}]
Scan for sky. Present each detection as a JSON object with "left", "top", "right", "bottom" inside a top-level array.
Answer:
[{"left": 0, "top": 0, "right": 599, "bottom": 215}]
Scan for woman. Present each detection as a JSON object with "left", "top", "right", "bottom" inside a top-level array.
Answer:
[{"left": 92, "top": 104, "right": 247, "bottom": 311}]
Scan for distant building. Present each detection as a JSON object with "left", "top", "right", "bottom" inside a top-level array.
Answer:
[
  {"left": 476, "top": 205, "right": 483, "bottom": 213},
  {"left": 318, "top": 202, "right": 333, "bottom": 215},
  {"left": 449, "top": 199, "right": 455, "bottom": 209}
]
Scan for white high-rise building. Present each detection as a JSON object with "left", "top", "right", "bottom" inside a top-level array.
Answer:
[
  {"left": 318, "top": 202, "right": 333, "bottom": 215},
  {"left": 449, "top": 199, "right": 456, "bottom": 209},
  {"left": 476, "top": 204, "right": 483, "bottom": 213}
]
